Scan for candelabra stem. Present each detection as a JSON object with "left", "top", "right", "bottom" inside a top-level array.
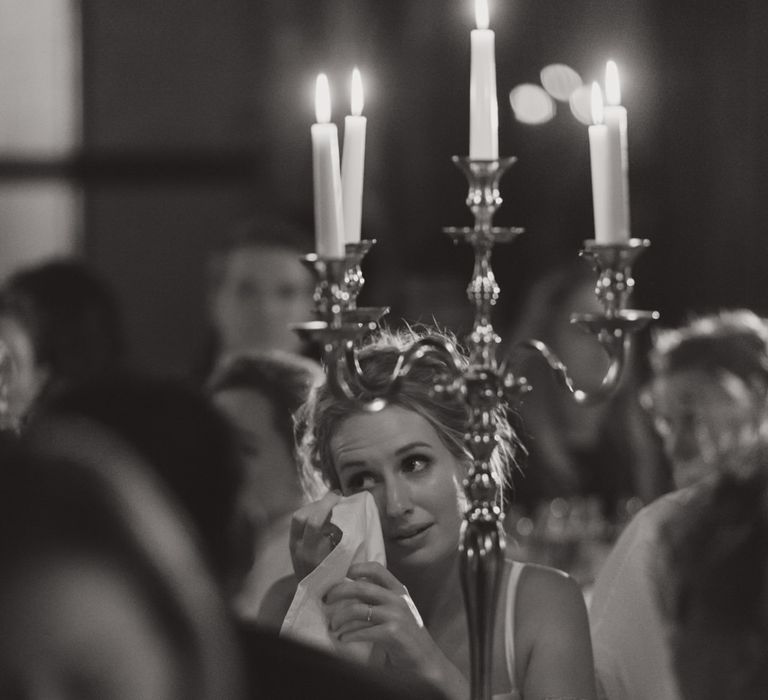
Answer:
[
  {"left": 445, "top": 156, "right": 523, "bottom": 700},
  {"left": 460, "top": 519, "right": 505, "bottom": 700},
  {"left": 467, "top": 239, "right": 500, "bottom": 369}
]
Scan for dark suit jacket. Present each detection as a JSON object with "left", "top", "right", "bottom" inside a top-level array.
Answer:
[{"left": 238, "top": 622, "right": 448, "bottom": 700}]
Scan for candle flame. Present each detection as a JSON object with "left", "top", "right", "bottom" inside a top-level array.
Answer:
[
  {"left": 591, "top": 82, "right": 604, "bottom": 125},
  {"left": 605, "top": 60, "right": 621, "bottom": 106},
  {"left": 315, "top": 73, "right": 331, "bottom": 124},
  {"left": 475, "top": 0, "right": 489, "bottom": 30},
  {"left": 351, "top": 67, "right": 364, "bottom": 116}
]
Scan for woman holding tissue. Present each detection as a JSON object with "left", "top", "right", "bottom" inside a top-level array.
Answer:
[{"left": 273, "top": 327, "right": 597, "bottom": 700}]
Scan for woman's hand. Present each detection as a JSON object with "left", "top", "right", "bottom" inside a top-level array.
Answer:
[
  {"left": 325, "top": 562, "right": 468, "bottom": 698},
  {"left": 289, "top": 491, "right": 343, "bottom": 580}
]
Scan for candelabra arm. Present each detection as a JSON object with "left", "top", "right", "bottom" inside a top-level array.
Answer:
[
  {"left": 506, "top": 336, "right": 628, "bottom": 405},
  {"left": 342, "top": 340, "right": 403, "bottom": 402},
  {"left": 499, "top": 238, "right": 659, "bottom": 406},
  {"left": 326, "top": 342, "right": 363, "bottom": 397},
  {"left": 397, "top": 336, "right": 466, "bottom": 393},
  {"left": 339, "top": 335, "right": 464, "bottom": 406},
  {"left": 319, "top": 341, "right": 384, "bottom": 412}
]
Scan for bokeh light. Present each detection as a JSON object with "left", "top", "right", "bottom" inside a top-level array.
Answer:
[
  {"left": 540, "top": 63, "right": 582, "bottom": 102},
  {"left": 569, "top": 83, "right": 593, "bottom": 125},
  {"left": 509, "top": 83, "right": 555, "bottom": 124}
]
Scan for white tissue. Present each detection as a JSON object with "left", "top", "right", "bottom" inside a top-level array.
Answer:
[{"left": 280, "top": 491, "right": 386, "bottom": 662}]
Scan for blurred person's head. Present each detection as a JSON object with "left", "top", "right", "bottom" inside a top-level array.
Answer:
[
  {"left": 209, "top": 351, "right": 323, "bottom": 525},
  {"left": 0, "top": 435, "right": 243, "bottom": 700},
  {"left": 643, "top": 310, "right": 768, "bottom": 489},
  {"left": 658, "top": 470, "right": 768, "bottom": 700},
  {"left": 0, "top": 258, "right": 124, "bottom": 426},
  {"left": 28, "top": 372, "right": 249, "bottom": 594},
  {"left": 208, "top": 216, "right": 315, "bottom": 360}
]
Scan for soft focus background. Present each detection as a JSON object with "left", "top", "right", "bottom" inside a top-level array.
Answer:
[{"left": 2, "top": 0, "right": 768, "bottom": 375}]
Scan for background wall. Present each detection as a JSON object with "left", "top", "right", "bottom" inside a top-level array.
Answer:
[
  {"left": 0, "top": 0, "right": 81, "bottom": 277},
  {"left": 4, "top": 1, "right": 767, "bottom": 375}
]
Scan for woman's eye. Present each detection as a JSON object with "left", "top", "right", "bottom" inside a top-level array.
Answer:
[
  {"left": 345, "top": 472, "right": 376, "bottom": 492},
  {"left": 402, "top": 454, "right": 431, "bottom": 473}
]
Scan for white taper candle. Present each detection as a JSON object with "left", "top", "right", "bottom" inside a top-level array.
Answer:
[{"left": 311, "top": 73, "right": 345, "bottom": 257}]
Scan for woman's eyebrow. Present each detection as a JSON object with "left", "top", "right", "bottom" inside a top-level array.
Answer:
[
  {"left": 394, "top": 441, "right": 433, "bottom": 456},
  {"left": 337, "top": 441, "right": 433, "bottom": 471},
  {"left": 336, "top": 458, "right": 366, "bottom": 473}
]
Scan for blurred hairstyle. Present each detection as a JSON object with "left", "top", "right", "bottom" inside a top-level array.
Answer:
[
  {"left": 208, "top": 350, "right": 322, "bottom": 452},
  {"left": 29, "top": 372, "right": 246, "bottom": 587},
  {"left": 208, "top": 215, "right": 313, "bottom": 288},
  {"left": 658, "top": 470, "right": 768, "bottom": 699},
  {"left": 649, "top": 309, "right": 768, "bottom": 389},
  {"left": 0, "top": 258, "right": 124, "bottom": 384},
  {"left": 296, "top": 326, "right": 519, "bottom": 502},
  {"left": 1, "top": 434, "right": 243, "bottom": 699}
]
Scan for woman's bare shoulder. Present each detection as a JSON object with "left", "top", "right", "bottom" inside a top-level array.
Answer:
[
  {"left": 512, "top": 563, "right": 596, "bottom": 698},
  {"left": 515, "top": 563, "right": 587, "bottom": 626},
  {"left": 256, "top": 574, "right": 298, "bottom": 630}
]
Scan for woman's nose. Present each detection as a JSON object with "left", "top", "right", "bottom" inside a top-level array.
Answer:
[{"left": 383, "top": 474, "right": 413, "bottom": 518}]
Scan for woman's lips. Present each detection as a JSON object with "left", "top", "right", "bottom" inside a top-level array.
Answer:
[{"left": 389, "top": 523, "right": 432, "bottom": 543}]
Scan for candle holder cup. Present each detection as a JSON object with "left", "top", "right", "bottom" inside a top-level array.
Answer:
[
  {"left": 342, "top": 240, "right": 390, "bottom": 327},
  {"left": 581, "top": 238, "right": 651, "bottom": 316},
  {"left": 292, "top": 240, "right": 392, "bottom": 405},
  {"left": 575, "top": 237, "right": 658, "bottom": 369}
]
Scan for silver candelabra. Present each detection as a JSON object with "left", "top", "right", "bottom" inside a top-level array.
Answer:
[{"left": 294, "top": 153, "right": 657, "bottom": 700}]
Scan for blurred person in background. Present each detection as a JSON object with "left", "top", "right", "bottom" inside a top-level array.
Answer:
[
  {"left": 0, "top": 257, "right": 124, "bottom": 430},
  {"left": 30, "top": 371, "right": 448, "bottom": 700},
  {"left": 202, "top": 215, "right": 316, "bottom": 377},
  {"left": 589, "top": 309, "right": 768, "bottom": 700},
  {"left": 30, "top": 372, "right": 250, "bottom": 595},
  {"left": 657, "top": 468, "right": 768, "bottom": 700},
  {"left": 642, "top": 310, "right": 768, "bottom": 488},
  {"left": 209, "top": 350, "right": 324, "bottom": 619},
  {"left": 0, "top": 434, "right": 244, "bottom": 700}
]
